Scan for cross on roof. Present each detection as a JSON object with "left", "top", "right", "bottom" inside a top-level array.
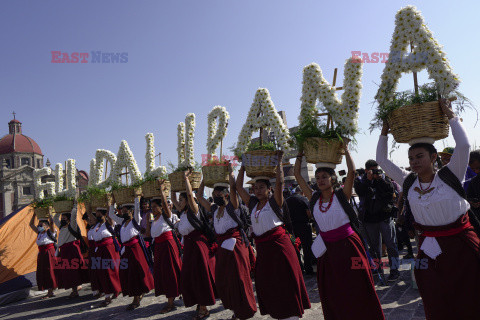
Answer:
[{"left": 12, "top": 111, "right": 16, "bottom": 120}]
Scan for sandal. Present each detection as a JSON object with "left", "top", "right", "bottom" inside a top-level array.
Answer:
[
  {"left": 126, "top": 302, "right": 140, "bottom": 311},
  {"left": 193, "top": 310, "right": 210, "bottom": 320},
  {"left": 160, "top": 303, "right": 176, "bottom": 314}
]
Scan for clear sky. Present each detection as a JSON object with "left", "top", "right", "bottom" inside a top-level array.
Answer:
[{"left": 1, "top": 0, "right": 479, "bottom": 178}]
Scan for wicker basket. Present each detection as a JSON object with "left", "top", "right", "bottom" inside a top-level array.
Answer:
[
  {"left": 168, "top": 171, "right": 202, "bottom": 192},
  {"left": 142, "top": 180, "right": 171, "bottom": 199},
  {"left": 52, "top": 200, "right": 74, "bottom": 214},
  {"left": 303, "top": 137, "right": 348, "bottom": 165},
  {"left": 34, "top": 206, "right": 52, "bottom": 219},
  {"left": 387, "top": 100, "right": 449, "bottom": 144},
  {"left": 90, "top": 193, "right": 111, "bottom": 209},
  {"left": 242, "top": 150, "right": 278, "bottom": 178},
  {"left": 202, "top": 165, "right": 230, "bottom": 188},
  {"left": 112, "top": 187, "right": 139, "bottom": 205}
]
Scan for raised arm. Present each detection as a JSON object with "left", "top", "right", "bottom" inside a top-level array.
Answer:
[
  {"left": 228, "top": 163, "right": 239, "bottom": 209},
  {"left": 108, "top": 204, "right": 122, "bottom": 225},
  {"left": 197, "top": 180, "right": 212, "bottom": 212},
  {"left": 53, "top": 211, "right": 61, "bottom": 228},
  {"left": 145, "top": 210, "right": 153, "bottom": 238},
  {"left": 342, "top": 143, "right": 356, "bottom": 201},
  {"left": 184, "top": 170, "right": 199, "bottom": 213},
  {"left": 235, "top": 166, "right": 251, "bottom": 205},
  {"left": 274, "top": 151, "right": 284, "bottom": 207},
  {"left": 133, "top": 196, "right": 141, "bottom": 223},
  {"left": 48, "top": 216, "right": 55, "bottom": 233},
  {"left": 170, "top": 190, "right": 182, "bottom": 212},
  {"left": 294, "top": 153, "right": 313, "bottom": 200},
  {"left": 159, "top": 180, "right": 172, "bottom": 218},
  {"left": 29, "top": 212, "right": 38, "bottom": 233},
  {"left": 70, "top": 202, "right": 78, "bottom": 229},
  {"left": 376, "top": 121, "right": 409, "bottom": 185},
  {"left": 442, "top": 99, "right": 470, "bottom": 181}
]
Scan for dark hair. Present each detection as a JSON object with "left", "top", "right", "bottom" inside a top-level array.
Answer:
[
  {"left": 315, "top": 167, "right": 339, "bottom": 188},
  {"left": 409, "top": 143, "right": 443, "bottom": 169},
  {"left": 356, "top": 168, "right": 365, "bottom": 176},
  {"left": 122, "top": 204, "right": 135, "bottom": 212},
  {"left": 255, "top": 179, "right": 271, "bottom": 188},
  {"left": 151, "top": 198, "right": 162, "bottom": 207},
  {"left": 213, "top": 186, "right": 229, "bottom": 196},
  {"left": 97, "top": 208, "right": 108, "bottom": 216},
  {"left": 82, "top": 212, "right": 89, "bottom": 221},
  {"left": 39, "top": 219, "right": 48, "bottom": 224},
  {"left": 470, "top": 150, "right": 480, "bottom": 165},
  {"left": 61, "top": 213, "right": 71, "bottom": 220},
  {"left": 365, "top": 160, "right": 378, "bottom": 170},
  {"left": 179, "top": 192, "right": 187, "bottom": 201}
]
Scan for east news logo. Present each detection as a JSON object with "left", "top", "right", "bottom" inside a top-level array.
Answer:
[{"left": 51, "top": 51, "right": 128, "bottom": 63}]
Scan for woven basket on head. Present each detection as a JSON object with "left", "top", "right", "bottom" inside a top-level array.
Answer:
[
  {"left": 202, "top": 165, "right": 230, "bottom": 188},
  {"left": 113, "top": 187, "right": 140, "bottom": 205},
  {"left": 52, "top": 200, "right": 74, "bottom": 214},
  {"left": 303, "top": 137, "right": 348, "bottom": 165},
  {"left": 388, "top": 100, "right": 449, "bottom": 144},
  {"left": 142, "top": 179, "right": 171, "bottom": 199},
  {"left": 90, "top": 193, "right": 111, "bottom": 209},
  {"left": 34, "top": 206, "right": 52, "bottom": 219},
  {"left": 242, "top": 150, "right": 278, "bottom": 178},
  {"left": 168, "top": 171, "right": 202, "bottom": 192}
]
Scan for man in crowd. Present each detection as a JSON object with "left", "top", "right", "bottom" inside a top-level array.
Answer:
[
  {"left": 439, "top": 147, "right": 477, "bottom": 191},
  {"left": 354, "top": 159, "right": 400, "bottom": 282},
  {"left": 286, "top": 186, "right": 315, "bottom": 275}
]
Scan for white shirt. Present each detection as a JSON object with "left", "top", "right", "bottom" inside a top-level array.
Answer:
[
  {"left": 178, "top": 211, "right": 200, "bottom": 236},
  {"left": 93, "top": 223, "right": 113, "bottom": 242},
  {"left": 36, "top": 231, "right": 56, "bottom": 246},
  {"left": 376, "top": 117, "right": 471, "bottom": 258},
  {"left": 313, "top": 195, "right": 350, "bottom": 232},
  {"left": 251, "top": 201, "right": 283, "bottom": 237},
  {"left": 213, "top": 206, "right": 239, "bottom": 235},
  {"left": 87, "top": 225, "right": 98, "bottom": 241},
  {"left": 108, "top": 198, "right": 142, "bottom": 243},
  {"left": 53, "top": 205, "right": 78, "bottom": 247},
  {"left": 151, "top": 214, "right": 180, "bottom": 238}
]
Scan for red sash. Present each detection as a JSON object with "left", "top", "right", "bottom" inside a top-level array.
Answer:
[
  {"left": 417, "top": 214, "right": 473, "bottom": 238},
  {"left": 60, "top": 240, "right": 80, "bottom": 249},
  {"left": 254, "top": 226, "right": 285, "bottom": 244},
  {"left": 38, "top": 243, "right": 54, "bottom": 252},
  {"left": 216, "top": 228, "right": 241, "bottom": 245},
  {"left": 95, "top": 237, "right": 114, "bottom": 247},
  {"left": 123, "top": 237, "right": 139, "bottom": 247},
  {"left": 319, "top": 223, "right": 354, "bottom": 242},
  {"left": 155, "top": 231, "right": 174, "bottom": 244}
]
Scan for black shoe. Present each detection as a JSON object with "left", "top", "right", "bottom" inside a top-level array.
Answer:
[{"left": 387, "top": 272, "right": 400, "bottom": 282}]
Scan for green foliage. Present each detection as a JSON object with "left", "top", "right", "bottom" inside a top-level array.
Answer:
[
  {"left": 33, "top": 197, "right": 54, "bottom": 208},
  {"left": 167, "top": 161, "right": 202, "bottom": 174},
  {"left": 52, "top": 194, "right": 74, "bottom": 202},
  {"left": 371, "top": 82, "right": 476, "bottom": 130},
  {"left": 143, "top": 172, "right": 169, "bottom": 182},
  {"left": 293, "top": 117, "right": 345, "bottom": 151}
]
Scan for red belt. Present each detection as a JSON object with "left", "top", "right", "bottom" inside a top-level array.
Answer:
[
  {"left": 155, "top": 231, "right": 173, "bottom": 244},
  {"left": 415, "top": 214, "right": 473, "bottom": 237},
  {"left": 216, "top": 228, "right": 241, "bottom": 245},
  {"left": 38, "top": 243, "right": 54, "bottom": 252},
  {"left": 60, "top": 240, "right": 80, "bottom": 249},
  {"left": 95, "top": 237, "right": 114, "bottom": 247},
  {"left": 254, "top": 226, "right": 285, "bottom": 243},
  {"left": 123, "top": 237, "right": 139, "bottom": 247},
  {"left": 319, "top": 223, "right": 354, "bottom": 242}
]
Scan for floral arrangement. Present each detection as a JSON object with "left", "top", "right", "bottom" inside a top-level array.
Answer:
[
  {"left": 55, "top": 163, "right": 64, "bottom": 194},
  {"left": 298, "top": 57, "right": 363, "bottom": 138},
  {"left": 145, "top": 133, "right": 167, "bottom": 179},
  {"left": 90, "top": 149, "right": 117, "bottom": 187},
  {"left": 373, "top": 5, "right": 460, "bottom": 124},
  {"left": 54, "top": 159, "right": 77, "bottom": 199},
  {"left": 176, "top": 113, "right": 196, "bottom": 169},
  {"left": 110, "top": 140, "right": 142, "bottom": 185},
  {"left": 32, "top": 197, "right": 54, "bottom": 209},
  {"left": 88, "top": 158, "right": 97, "bottom": 187},
  {"left": 33, "top": 167, "right": 56, "bottom": 200},
  {"left": 207, "top": 106, "right": 230, "bottom": 156},
  {"left": 235, "top": 88, "right": 291, "bottom": 156}
]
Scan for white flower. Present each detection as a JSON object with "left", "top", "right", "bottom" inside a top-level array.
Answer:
[
  {"left": 207, "top": 106, "right": 230, "bottom": 156},
  {"left": 111, "top": 140, "right": 142, "bottom": 185},
  {"left": 145, "top": 133, "right": 167, "bottom": 178},
  {"left": 33, "top": 167, "right": 56, "bottom": 200}
]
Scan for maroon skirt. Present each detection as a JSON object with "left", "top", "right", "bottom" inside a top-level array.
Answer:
[
  {"left": 57, "top": 240, "right": 87, "bottom": 289},
  {"left": 254, "top": 227, "right": 311, "bottom": 319},
  {"left": 88, "top": 240, "right": 100, "bottom": 292},
  {"left": 180, "top": 230, "right": 216, "bottom": 307},
  {"left": 94, "top": 237, "right": 121, "bottom": 295},
  {"left": 154, "top": 231, "right": 182, "bottom": 298},
  {"left": 216, "top": 229, "right": 257, "bottom": 319},
  {"left": 317, "top": 232, "right": 385, "bottom": 320},
  {"left": 414, "top": 214, "right": 480, "bottom": 320},
  {"left": 36, "top": 243, "right": 58, "bottom": 291},
  {"left": 119, "top": 237, "right": 154, "bottom": 297}
]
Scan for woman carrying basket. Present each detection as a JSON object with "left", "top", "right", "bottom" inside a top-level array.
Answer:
[
  {"left": 376, "top": 99, "right": 480, "bottom": 319},
  {"left": 294, "top": 143, "right": 384, "bottom": 320}
]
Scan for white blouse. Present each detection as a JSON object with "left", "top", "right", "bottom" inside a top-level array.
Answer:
[
  {"left": 178, "top": 211, "right": 200, "bottom": 236},
  {"left": 376, "top": 117, "right": 471, "bottom": 259},
  {"left": 251, "top": 201, "right": 283, "bottom": 237},
  {"left": 313, "top": 195, "right": 350, "bottom": 232},
  {"left": 87, "top": 225, "right": 97, "bottom": 241},
  {"left": 151, "top": 214, "right": 180, "bottom": 238},
  {"left": 108, "top": 198, "right": 142, "bottom": 243},
  {"left": 93, "top": 223, "right": 114, "bottom": 242},
  {"left": 36, "top": 231, "right": 56, "bottom": 246},
  {"left": 213, "top": 206, "right": 239, "bottom": 235}
]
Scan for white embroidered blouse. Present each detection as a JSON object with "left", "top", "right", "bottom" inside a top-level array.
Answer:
[
  {"left": 151, "top": 214, "right": 180, "bottom": 238},
  {"left": 108, "top": 198, "right": 142, "bottom": 243},
  {"left": 313, "top": 194, "right": 350, "bottom": 232},
  {"left": 177, "top": 211, "right": 200, "bottom": 236},
  {"left": 213, "top": 206, "right": 239, "bottom": 235},
  {"left": 36, "top": 231, "right": 56, "bottom": 246},
  {"left": 251, "top": 200, "right": 283, "bottom": 237}
]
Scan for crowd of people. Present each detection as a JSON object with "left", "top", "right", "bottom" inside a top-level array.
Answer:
[{"left": 30, "top": 99, "right": 480, "bottom": 320}]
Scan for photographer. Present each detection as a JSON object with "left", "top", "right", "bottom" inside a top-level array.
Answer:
[{"left": 354, "top": 159, "right": 400, "bottom": 282}]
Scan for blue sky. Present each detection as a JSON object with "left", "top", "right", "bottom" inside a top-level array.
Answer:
[{"left": 1, "top": 0, "right": 479, "bottom": 178}]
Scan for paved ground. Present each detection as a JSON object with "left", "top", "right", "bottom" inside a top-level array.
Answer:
[{"left": 0, "top": 256, "right": 426, "bottom": 320}]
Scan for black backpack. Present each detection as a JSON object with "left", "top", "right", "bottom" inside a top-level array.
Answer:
[{"left": 403, "top": 166, "right": 480, "bottom": 237}]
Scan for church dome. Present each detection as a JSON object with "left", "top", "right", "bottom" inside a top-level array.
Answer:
[{"left": 0, "top": 119, "right": 43, "bottom": 155}]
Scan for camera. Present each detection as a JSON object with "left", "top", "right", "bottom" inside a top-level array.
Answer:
[{"left": 372, "top": 169, "right": 383, "bottom": 175}]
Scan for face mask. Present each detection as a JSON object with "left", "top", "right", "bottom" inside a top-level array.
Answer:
[
  {"left": 60, "top": 220, "right": 67, "bottom": 227},
  {"left": 37, "top": 226, "right": 45, "bottom": 232},
  {"left": 96, "top": 216, "right": 104, "bottom": 223},
  {"left": 122, "top": 213, "right": 130, "bottom": 220},
  {"left": 213, "top": 196, "right": 226, "bottom": 206}
]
